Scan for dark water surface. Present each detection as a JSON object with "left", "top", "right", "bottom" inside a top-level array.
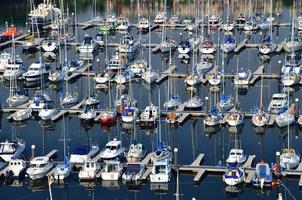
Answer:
[{"left": 0, "top": 0, "right": 302, "bottom": 199}]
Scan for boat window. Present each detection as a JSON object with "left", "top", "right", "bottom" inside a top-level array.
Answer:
[
  {"left": 86, "top": 163, "right": 90, "bottom": 168},
  {"left": 106, "top": 145, "right": 117, "bottom": 150},
  {"left": 230, "top": 152, "right": 235, "bottom": 155},
  {"left": 155, "top": 165, "right": 166, "bottom": 174}
]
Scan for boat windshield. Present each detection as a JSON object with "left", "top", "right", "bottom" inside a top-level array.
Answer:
[
  {"left": 155, "top": 165, "right": 166, "bottom": 174},
  {"left": 106, "top": 145, "right": 118, "bottom": 150},
  {"left": 106, "top": 164, "right": 119, "bottom": 172}
]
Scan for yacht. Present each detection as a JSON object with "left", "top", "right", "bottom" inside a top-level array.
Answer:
[
  {"left": 26, "top": 156, "right": 53, "bottom": 180},
  {"left": 236, "top": 14, "right": 247, "bottom": 26},
  {"left": 226, "top": 149, "right": 247, "bottom": 166},
  {"left": 22, "top": 61, "right": 51, "bottom": 82},
  {"left": 275, "top": 109, "right": 295, "bottom": 128},
  {"left": 98, "top": 110, "right": 117, "bottom": 125},
  {"left": 126, "top": 143, "right": 146, "bottom": 163},
  {"left": 106, "top": 53, "right": 128, "bottom": 72},
  {"left": 284, "top": 35, "right": 301, "bottom": 53},
  {"left": 208, "top": 72, "right": 222, "bottom": 86},
  {"left": 29, "top": 92, "right": 52, "bottom": 109},
  {"left": 259, "top": 35, "right": 276, "bottom": 55},
  {"left": 101, "top": 160, "right": 124, "bottom": 181},
  {"left": 79, "top": 105, "right": 96, "bottom": 121},
  {"left": 0, "top": 52, "right": 11, "bottom": 72},
  {"left": 166, "top": 112, "right": 180, "bottom": 125},
  {"left": 139, "top": 103, "right": 158, "bottom": 126},
  {"left": 5, "top": 159, "right": 27, "bottom": 179},
  {"left": 281, "top": 71, "right": 300, "bottom": 87},
  {"left": 100, "top": 15, "right": 118, "bottom": 34},
  {"left": 61, "top": 92, "right": 79, "bottom": 107},
  {"left": 167, "top": 15, "right": 181, "bottom": 26},
  {"left": 154, "top": 12, "right": 167, "bottom": 24},
  {"left": 196, "top": 57, "right": 214, "bottom": 75},
  {"left": 252, "top": 161, "right": 273, "bottom": 188},
  {"left": 184, "top": 74, "right": 203, "bottom": 86},
  {"left": 11, "top": 108, "right": 32, "bottom": 121},
  {"left": 94, "top": 71, "right": 112, "bottom": 84},
  {"left": 178, "top": 40, "right": 192, "bottom": 54},
  {"left": 69, "top": 144, "right": 100, "bottom": 166},
  {"left": 223, "top": 166, "right": 245, "bottom": 186},
  {"left": 234, "top": 68, "right": 252, "bottom": 86},
  {"left": 78, "top": 160, "right": 101, "bottom": 181},
  {"left": 129, "top": 60, "right": 147, "bottom": 75},
  {"left": 122, "top": 104, "right": 138, "bottom": 123},
  {"left": 200, "top": 39, "right": 215, "bottom": 54},
  {"left": 151, "top": 143, "right": 172, "bottom": 162},
  {"left": 142, "top": 68, "right": 159, "bottom": 84},
  {"left": 3, "top": 56, "right": 25, "bottom": 80},
  {"left": 67, "top": 60, "right": 84, "bottom": 72},
  {"left": 252, "top": 109, "right": 270, "bottom": 127},
  {"left": 41, "top": 36, "right": 59, "bottom": 52},
  {"left": 150, "top": 158, "right": 172, "bottom": 183},
  {"left": 160, "top": 38, "right": 177, "bottom": 53},
  {"left": 95, "top": 32, "right": 104, "bottom": 46},
  {"left": 164, "top": 95, "right": 181, "bottom": 110},
  {"left": 48, "top": 69, "right": 63, "bottom": 82},
  {"left": 122, "top": 163, "right": 145, "bottom": 181},
  {"left": 114, "top": 70, "right": 135, "bottom": 84},
  {"left": 208, "top": 14, "right": 222, "bottom": 25},
  {"left": 280, "top": 148, "right": 300, "bottom": 170},
  {"left": 84, "top": 93, "right": 99, "bottom": 106},
  {"left": 0, "top": 139, "right": 25, "bottom": 162},
  {"left": 295, "top": 15, "right": 302, "bottom": 31},
  {"left": 6, "top": 89, "right": 29, "bottom": 108},
  {"left": 137, "top": 18, "right": 150, "bottom": 31},
  {"left": 116, "top": 16, "right": 130, "bottom": 31},
  {"left": 38, "top": 104, "right": 59, "bottom": 120},
  {"left": 118, "top": 33, "right": 139, "bottom": 53},
  {"left": 184, "top": 95, "right": 203, "bottom": 110},
  {"left": 99, "top": 139, "right": 126, "bottom": 161},
  {"left": 268, "top": 93, "right": 288, "bottom": 114},
  {"left": 77, "top": 34, "right": 97, "bottom": 57}
]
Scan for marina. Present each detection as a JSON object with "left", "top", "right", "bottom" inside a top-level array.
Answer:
[{"left": 1, "top": 0, "right": 302, "bottom": 200}]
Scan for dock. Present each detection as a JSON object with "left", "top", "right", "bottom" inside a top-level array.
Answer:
[
  {"left": 156, "top": 65, "right": 177, "bottom": 84},
  {"left": 234, "top": 38, "right": 248, "bottom": 53},
  {"left": 249, "top": 65, "right": 265, "bottom": 85},
  {"left": 65, "top": 64, "right": 92, "bottom": 81}
]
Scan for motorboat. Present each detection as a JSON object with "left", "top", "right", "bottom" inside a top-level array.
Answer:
[
  {"left": 234, "top": 68, "right": 252, "bottom": 86},
  {"left": 23, "top": 61, "right": 51, "bottom": 82},
  {"left": 6, "top": 89, "right": 29, "bottom": 107},
  {"left": 226, "top": 149, "right": 247, "bottom": 166},
  {"left": 78, "top": 160, "right": 101, "bottom": 181},
  {"left": 126, "top": 143, "right": 146, "bottom": 163},
  {"left": 178, "top": 40, "right": 192, "bottom": 54},
  {"left": 118, "top": 33, "right": 139, "bottom": 53},
  {"left": 106, "top": 53, "right": 128, "bottom": 72},
  {"left": 38, "top": 104, "right": 59, "bottom": 120},
  {"left": 295, "top": 14, "right": 302, "bottom": 31},
  {"left": 0, "top": 52, "right": 11, "bottom": 72},
  {"left": 207, "top": 72, "right": 222, "bottom": 86},
  {"left": 116, "top": 16, "right": 130, "bottom": 31},
  {"left": 154, "top": 12, "right": 167, "bottom": 24},
  {"left": 77, "top": 34, "right": 97, "bottom": 57},
  {"left": 252, "top": 109, "right": 270, "bottom": 127},
  {"left": 208, "top": 14, "right": 222, "bottom": 25},
  {"left": 100, "top": 15, "right": 118, "bottom": 34},
  {"left": 204, "top": 107, "right": 222, "bottom": 126},
  {"left": 142, "top": 68, "right": 159, "bottom": 84},
  {"left": 67, "top": 60, "right": 84, "bottom": 72},
  {"left": 94, "top": 72, "right": 112, "bottom": 84},
  {"left": 122, "top": 104, "right": 138, "bottom": 123},
  {"left": 98, "top": 110, "right": 117, "bottom": 125},
  {"left": 28, "top": 0, "right": 61, "bottom": 27},
  {"left": 167, "top": 15, "right": 181, "bottom": 26},
  {"left": 218, "top": 95, "right": 234, "bottom": 112},
  {"left": 223, "top": 167, "right": 245, "bottom": 186},
  {"left": 0, "top": 25, "right": 22, "bottom": 42},
  {"left": 26, "top": 156, "right": 53, "bottom": 180},
  {"left": 79, "top": 105, "right": 96, "bottom": 121},
  {"left": 122, "top": 163, "right": 145, "bottom": 181},
  {"left": 275, "top": 108, "right": 295, "bottom": 128},
  {"left": 227, "top": 112, "right": 244, "bottom": 126},
  {"left": 99, "top": 139, "right": 126, "bottom": 161},
  {"left": 61, "top": 91, "right": 79, "bottom": 107},
  {"left": 101, "top": 160, "right": 124, "bottom": 181},
  {"left": 0, "top": 139, "right": 25, "bottom": 162},
  {"left": 137, "top": 18, "right": 150, "bottom": 30},
  {"left": 69, "top": 144, "right": 100, "bottom": 166},
  {"left": 164, "top": 95, "right": 182, "bottom": 110},
  {"left": 221, "top": 36, "right": 236, "bottom": 53},
  {"left": 236, "top": 14, "right": 247, "bottom": 25},
  {"left": 139, "top": 103, "right": 158, "bottom": 126},
  {"left": 166, "top": 112, "right": 180, "bottom": 125},
  {"left": 184, "top": 95, "right": 203, "bottom": 110},
  {"left": 129, "top": 60, "right": 147, "bottom": 75},
  {"left": 114, "top": 70, "right": 135, "bottom": 84},
  {"left": 114, "top": 94, "right": 136, "bottom": 114},
  {"left": 280, "top": 148, "right": 300, "bottom": 170},
  {"left": 52, "top": 157, "right": 73, "bottom": 180},
  {"left": 200, "top": 39, "right": 215, "bottom": 54},
  {"left": 5, "top": 159, "right": 27, "bottom": 179},
  {"left": 252, "top": 161, "right": 273, "bottom": 188},
  {"left": 29, "top": 92, "right": 52, "bottom": 109},
  {"left": 3, "top": 56, "right": 25, "bottom": 80},
  {"left": 152, "top": 143, "right": 172, "bottom": 162},
  {"left": 11, "top": 108, "right": 32, "bottom": 121},
  {"left": 150, "top": 158, "right": 172, "bottom": 183},
  {"left": 268, "top": 93, "right": 288, "bottom": 114}
]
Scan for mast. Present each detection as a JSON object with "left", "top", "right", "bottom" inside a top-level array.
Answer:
[
  {"left": 74, "top": 0, "right": 78, "bottom": 44},
  {"left": 148, "top": 12, "right": 152, "bottom": 71},
  {"left": 260, "top": 71, "right": 263, "bottom": 109}
]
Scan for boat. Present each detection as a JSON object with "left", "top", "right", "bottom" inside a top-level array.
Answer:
[
  {"left": 164, "top": 95, "right": 181, "bottom": 110},
  {"left": 78, "top": 160, "right": 101, "bottom": 181},
  {"left": 0, "top": 52, "right": 11, "bottom": 72},
  {"left": 69, "top": 144, "right": 100, "bottom": 166},
  {"left": 23, "top": 61, "right": 51, "bottom": 82},
  {"left": 208, "top": 13, "right": 222, "bottom": 25},
  {"left": 204, "top": 107, "right": 222, "bottom": 127},
  {"left": 224, "top": 2, "right": 234, "bottom": 31},
  {"left": 67, "top": 60, "right": 85, "bottom": 72},
  {"left": 84, "top": 93, "right": 99, "bottom": 106},
  {"left": 126, "top": 143, "right": 146, "bottom": 163},
  {"left": 252, "top": 161, "right": 273, "bottom": 188},
  {"left": 6, "top": 88, "right": 29, "bottom": 108},
  {"left": 101, "top": 160, "right": 124, "bottom": 181},
  {"left": 26, "top": 156, "right": 53, "bottom": 180},
  {"left": 122, "top": 162, "right": 145, "bottom": 181},
  {"left": 167, "top": 15, "right": 181, "bottom": 26},
  {"left": 121, "top": 104, "right": 138, "bottom": 123},
  {"left": 98, "top": 110, "right": 117, "bottom": 125},
  {"left": 226, "top": 149, "right": 247, "bottom": 166},
  {"left": 152, "top": 143, "right": 172, "bottom": 162},
  {"left": 106, "top": 53, "right": 128, "bottom": 72},
  {"left": 48, "top": 69, "right": 63, "bottom": 82},
  {"left": 142, "top": 68, "right": 159, "bottom": 84},
  {"left": 221, "top": 36, "right": 236, "bottom": 53},
  {"left": 281, "top": 71, "right": 300, "bottom": 87},
  {"left": 218, "top": 95, "right": 235, "bottom": 112},
  {"left": 178, "top": 40, "right": 192, "bottom": 54},
  {"left": 41, "top": 36, "right": 59, "bottom": 52},
  {"left": 227, "top": 112, "right": 244, "bottom": 126},
  {"left": 275, "top": 108, "right": 295, "bottom": 128},
  {"left": 285, "top": 2, "right": 301, "bottom": 53},
  {"left": 79, "top": 105, "right": 96, "bottom": 121},
  {"left": 295, "top": 13, "right": 302, "bottom": 31},
  {"left": 280, "top": 148, "right": 300, "bottom": 170},
  {"left": 223, "top": 167, "right": 245, "bottom": 186},
  {"left": 0, "top": 25, "right": 22, "bottom": 42},
  {"left": 116, "top": 16, "right": 130, "bottom": 31},
  {"left": 94, "top": 32, "right": 104, "bottom": 46},
  {"left": 100, "top": 15, "right": 118, "bottom": 34},
  {"left": 196, "top": 57, "right": 214, "bottom": 75},
  {"left": 118, "top": 33, "right": 140, "bottom": 53},
  {"left": 236, "top": 14, "right": 247, "bottom": 25},
  {"left": 150, "top": 158, "right": 172, "bottom": 183},
  {"left": 61, "top": 91, "right": 79, "bottom": 107},
  {"left": 29, "top": 91, "right": 52, "bottom": 109},
  {"left": 3, "top": 56, "right": 24, "bottom": 80},
  {"left": 166, "top": 112, "right": 180, "bottom": 125},
  {"left": 99, "top": 139, "right": 126, "bottom": 161},
  {"left": 94, "top": 71, "right": 112, "bottom": 84},
  {"left": 184, "top": 95, "right": 203, "bottom": 110},
  {"left": 234, "top": 68, "right": 252, "bottom": 86},
  {"left": 259, "top": 36, "right": 277, "bottom": 55},
  {"left": 207, "top": 72, "right": 222, "bottom": 86},
  {"left": 160, "top": 38, "right": 177, "bottom": 53},
  {"left": 28, "top": 0, "right": 61, "bottom": 27},
  {"left": 243, "top": 17, "right": 258, "bottom": 31},
  {"left": 154, "top": 12, "right": 167, "bottom": 24},
  {"left": 268, "top": 93, "right": 288, "bottom": 114},
  {"left": 137, "top": 18, "right": 150, "bottom": 31},
  {"left": 139, "top": 103, "right": 158, "bottom": 127},
  {"left": 0, "top": 139, "right": 25, "bottom": 162},
  {"left": 114, "top": 70, "right": 135, "bottom": 84},
  {"left": 200, "top": 39, "right": 215, "bottom": 54},
  {"left": 4, "top": 159, "right": 27, "bottom": 179},
  {"left": 38, "top": 103, "right": 59, "bottom": 121},
  {"left": 184, "top": 74, "right": 202, "bottom": 86},
  {"left": 77, "top": 34, "right": 97, "bottom": 58},
  {"left": 129, "top": 60, "right": 147, "bottom": 75},
  {"left": 11, "top": 108, "right": 32, "bottom": 121}
]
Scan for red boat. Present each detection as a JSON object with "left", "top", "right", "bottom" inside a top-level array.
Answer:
[
  {"left": 99, "top": 111, "right": 117, "bottom": 124},
  {"left": 0, "top": 26, "right": 22, "bottom": 42}
]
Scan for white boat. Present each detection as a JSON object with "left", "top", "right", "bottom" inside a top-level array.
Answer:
[
  {"left": 281, "top": 72, "right": 300, "bottom": 87},
  {"left": 3, "top": 57, "right": 25, "bottom": 80},
  {"left": 0, "top": 139, "right": 25, "bottom": 162},
  {"left": 99, "top": 139, "right": 126, "bottom": 161},
  {"left": 252, "top": 161, "right": 273, "bottom": 188},
  {"left": 154, "top": 12, "right": 167, "bottom": 24},
  {"left": 121, "top": 104, "right": 138, "bottom": 123},
  {"left": 268, "top": 93, "right": 288, "bottom": 114},
  {"left": 200, "top": 40, "right": 215, "bottom": 54},
  {"left": 6, "top": 89, "right": 29, "bottom": 108},
  {"left": 152, "top": 143, "right": 172, "bottom": 162},
  {"left": 204, "top": 108, "right": 222, "bottom": 126},
  {"left": 139, "top": 103, "right": 158, "bottom": 125},
  {"left": 114, "top": 70, "right": 135, "bottom": 84},
  {"left": 94, "top": 72, "right": 112, "bottom": 84},
  {"left": 142, "top": 69, "right": 159, "bottom": 84},
  {"left": 280, "top": 148, "right": 300, "bottom": 170},
  {"left": 164, "top": 95, "right": 182, "bottom": 110},
  {"left": 69, "top": 144, "right": 100, "bottom": 166},
  {"left": 226, "top": 149, "right": 247, "bottom": 166},
  {"left": 178, "top": 40, "right": 192, "bottom": 54},
  {"left": 94, "top": 32, "right": 104, "bottom": 46},
  {"left": 122, "top": 162, "right": 145, "bottom": 181},
  {"left": 221, "top": 36, "right": 236, "bottom": 53},
  {"left": 26, "top": 156, "right": 53, "bottom": 180},
  {"left": 118, "top": 33, "right": 139, "bottom": 53},
  {"left": 227, "top": 112, "right": 244, "bottom": 126},
  {"left": 138, "top": 18, "right": 150, "bottom": 30},
  {"left": 11, "top": 108, "right": 32, "bottom": 121},
  {"left": 116, "top": 16, "right": 130, "bottom": 31},
  {"left": 61, "top": 92, "right": 79, "bottom": 107},
  {"left": 77, "top": 34, "right": 97, "bottom": 57},
  {"left": 208, "top": 14, "right": 222, "bottom": 25},
  {"left": 0, "top": 52, "right": 11, "bottom": 72},
  {"left": 150, "top": 158, "right": 172, "bottom": 183},
  {"left": 48, "top": 70, "right": 63, "bottom": 82},
  {"left": 184, "top": 74, "right": 203, "bottom": 86},
  {"left": 106, "top": 53, "right": 128, "bottom": 72},
  {"left": 67, "top": 60, "right": 84, "bottom": 72},
  {"left": 184, "top": 95, "right": 203, "bottom": 110},
  {"left": 207, "top": 72, "right": 222, "bottom": 86},
  {"left": 275, "top": 109, "right": 295, "bottom": 128},
  {"left": 79, "top": 106, "right": 96, "bottom": 121},
  {"left": 252, "top": 110, "right": 270, "bottom": 127},
  {"left": 284, "top": 36, "right": 301, "bottom": 53},
  {"left": 160, "top": 39, "right": 177, "bottom": 53},
  {"left": 234, "top": 68, "right": 252, "bottom": 86},
  {"left": 29, "top": 92, "right": 52, "bottom": 109},
  {"left": 196, "top": 57, "right": 214, "bottom": 75},
  {"left": 84, "top": 94, "right": 99, "bottom": 106},
  {"left": 5, "top": 159, "right": 26, "bottom": 179},
  {"left": 129, "top": 60, "right": 147, "bottom": 75},
  {"left": 223, "top": 167, "right": 245, "bottom": 186},
  {"left": 23, "top": 61, "right": 51, "bottom": 82},
  {"left": 295, "top": 15, "right": 302, "bottom": 31},
  {"left": 101, "top": 160, "right": 124, "bottom": 181},
  {"left": 41, "top": 37, "right": 59, "bottom": 52},
  {"left": 38, "top": 105, "right": 59, "bottom": 120},
  {"left": 78, "top": 160, "right": 101, "bottom": 181},
  {"left": 218, "top": 95, "right": 234, "bottom": 112},
  {"left": 126, "top": 143, "right": 146, "bottom": 163}
]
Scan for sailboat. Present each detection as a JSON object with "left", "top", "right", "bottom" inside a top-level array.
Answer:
[
  {"left": 52, "top": 115, "right": 73, "bottom": 180},
  {"left": 121, "top": 79, "right": 138, "bottom": 123},
  {"left": 285, "top": 1, "right": 301, "bottom": 53},
  {"left": 252, "top": 73, "right": 270, "bottom": 127},
  {"left": 275, "top": 94, "right": 295, "bottom": 128},
  {"left": 223, "top": 0, "right": 234, "bottom": 31}
]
